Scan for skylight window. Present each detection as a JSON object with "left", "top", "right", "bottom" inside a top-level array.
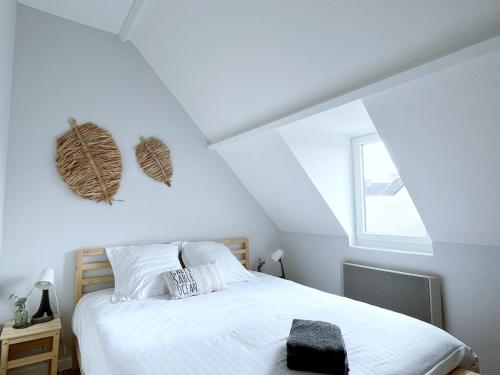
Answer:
[{"left": 352, "top": 134, "right": 431, "bottom": 254}]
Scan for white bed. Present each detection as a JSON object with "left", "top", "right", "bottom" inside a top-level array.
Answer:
[{"left": 73, "top": 272, "right": 478, "bottom": 375}]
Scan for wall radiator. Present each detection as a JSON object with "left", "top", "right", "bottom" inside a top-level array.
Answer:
[{"left": 342, "top": 262, "right": 443, "bottom": 328}]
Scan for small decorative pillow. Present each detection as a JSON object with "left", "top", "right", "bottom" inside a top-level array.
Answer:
[{"left": 162, "top": 262, "right": 227, "bottom": 299}]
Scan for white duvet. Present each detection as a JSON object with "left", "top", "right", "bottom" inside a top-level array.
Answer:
[{"left": 73, "top": 272, "right": 478, "bottom": 375}]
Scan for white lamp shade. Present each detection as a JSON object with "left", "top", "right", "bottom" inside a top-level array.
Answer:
[
  {"left": 270, "top": 249, "right": 284, "bottom": 262},
  {"left": 34, "top": 267, "right": 55, "bottom": 289}
]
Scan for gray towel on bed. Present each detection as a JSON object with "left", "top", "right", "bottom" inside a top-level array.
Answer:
[{"left": 287, "top": 319, "right": 349, "bottom": 374}]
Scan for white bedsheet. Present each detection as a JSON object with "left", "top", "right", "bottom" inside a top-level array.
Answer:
[{"left": 73, "top": 272, "right": 478, "bottom": 375}]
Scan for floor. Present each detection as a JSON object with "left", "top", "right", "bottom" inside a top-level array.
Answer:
[{"left": 61, "top": 370, "right": 80, "bottom": 375}]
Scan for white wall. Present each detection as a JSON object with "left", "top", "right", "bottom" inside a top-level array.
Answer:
[
  {"left": 218, "top": 131, "right": 345, "bottom": 235},
  {"left": 0, "top": 0, "right": 17, "bottom": 255},
  {"left": 281, "top": 232, "right": 500, "bottom": 375},
  {"left": 364, "top": 51, "right": 500, "bottom": 247},
  {"left": 0, "top": 6, "right": 280, "bottom": 363},
  {"left": 279, "top": 123, "right": 354, "bottom": 237}
]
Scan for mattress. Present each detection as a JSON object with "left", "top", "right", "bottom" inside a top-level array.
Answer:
[{"left": 73, "top": 272, "right": 478, "bottom": 375}]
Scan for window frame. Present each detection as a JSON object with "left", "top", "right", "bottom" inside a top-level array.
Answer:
[{"left": 352, "top": 133, "right": 432, "bottom": 254}]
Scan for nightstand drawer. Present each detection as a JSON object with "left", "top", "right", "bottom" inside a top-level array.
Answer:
[{"left": 8, "top": 336, "right": 54, "bottom": 360}]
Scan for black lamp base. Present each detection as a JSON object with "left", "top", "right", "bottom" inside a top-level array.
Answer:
[
  {"left": 31, "top": 314, "right": 54, "bottom": 325},
  {"left": 31, "top": 289, "right": 54, "bottom": 325},
  {"left": 279, "top": 259, "right": 286, "bottom": 279}
]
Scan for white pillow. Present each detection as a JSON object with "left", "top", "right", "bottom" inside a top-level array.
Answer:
[
  {"left": 162, "top": 261, "right": 227, "bottom": 299},
  {"left": 181, "top": 241, "right": 255, "bottom": 284},
  {"left": 106, "top": 243, "right": 181, "bottom": 302}
]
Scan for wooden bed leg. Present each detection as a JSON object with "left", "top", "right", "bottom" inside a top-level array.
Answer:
[{"left": 72, "top": 335, "right": 78, "bottom": 369}]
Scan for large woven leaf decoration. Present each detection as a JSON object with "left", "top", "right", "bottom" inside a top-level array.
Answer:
[
  {"left": 135, "top": 136, "right": 173, "bottom": 187},
  {"left": 56, "top": 118, "right": 122, "bottom": 205}
]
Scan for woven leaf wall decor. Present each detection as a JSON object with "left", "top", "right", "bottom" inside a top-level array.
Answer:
[
  {"left": 56, "top": 118, "right": 122, "bottom": 205},
  {"left": 135, "top": 136, "right": 173, "bottom": 187}
]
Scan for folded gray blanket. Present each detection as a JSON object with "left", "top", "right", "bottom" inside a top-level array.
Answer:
[{"left": 287, "top": 319, "right": 349, "bottom": 374}]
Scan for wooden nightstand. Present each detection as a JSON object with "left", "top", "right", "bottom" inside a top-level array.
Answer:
[{"left": 1, "top": 316, "right": 61, "bottom": 375}]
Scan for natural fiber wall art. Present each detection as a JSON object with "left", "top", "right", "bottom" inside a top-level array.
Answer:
[
  {"left": 135, "top": 136, "right": 173, "bottom": 187},
  {"left": 56, "top": 118, "right": 122, "bottom": 205}
]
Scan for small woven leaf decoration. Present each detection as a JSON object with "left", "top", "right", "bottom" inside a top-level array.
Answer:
[
  {"left": 135, "top": 136, "right": 173, "bottom": 187},
  {"left": 56, "top": 118, "right": 122, "bottom": 205}
]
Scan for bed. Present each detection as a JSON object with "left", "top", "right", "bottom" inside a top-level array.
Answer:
[{"left": 72, "top": 238, "right": 479, "bottom": 375}]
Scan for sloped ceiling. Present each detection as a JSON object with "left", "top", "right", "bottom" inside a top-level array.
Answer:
[
  {"left": 129, "top": 0, "right": 500, "bottom": 142},
  {"left": 15, "top": 2, "right": 500, "bottom": 247},
  {"left": 18, "top": 0, "right": 135, "bottom": 34},
  {"left": 287, "top": 99, "right": 376, "bottom": 138},
  {"left": 364, "top": 51, "right": 500, "bottom": 247}
]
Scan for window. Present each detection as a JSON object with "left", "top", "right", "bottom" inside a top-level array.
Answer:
[{"left": 352, "top": 134, "right": 431, "bottom": 254}]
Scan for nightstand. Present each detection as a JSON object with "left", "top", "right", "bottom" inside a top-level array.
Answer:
[{"left": 1, "top": 316, "right": 61, "bottom": 375}]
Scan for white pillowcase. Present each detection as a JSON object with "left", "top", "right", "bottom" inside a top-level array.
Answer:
[
  {"left": 181, "top": 241, "right": 255, "bottom": 284},
  {"left": 106, "top": 243, "right": 181, "bottom": 303},
  {"left": 162, "top": 261, "right": 227, "bottom": 299}
]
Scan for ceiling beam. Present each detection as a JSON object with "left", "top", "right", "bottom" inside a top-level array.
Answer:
[
  {"left": 208, "top": 34, "right": 500, "bottom": 151},
  {"left": 119, "top": 0, "right": 148, "bottom": 42}
]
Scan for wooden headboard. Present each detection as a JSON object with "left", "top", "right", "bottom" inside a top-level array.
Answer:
[{"left": 74, "top": 238, "right": 249, "bottom": 304}]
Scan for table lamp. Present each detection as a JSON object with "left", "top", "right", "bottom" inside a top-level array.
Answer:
[
  {"left": 270, "top": 249, "right": 286, "bottom": 279},
  {"left": 31, "top": 267, "right": 58, "bottom": 325}
]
